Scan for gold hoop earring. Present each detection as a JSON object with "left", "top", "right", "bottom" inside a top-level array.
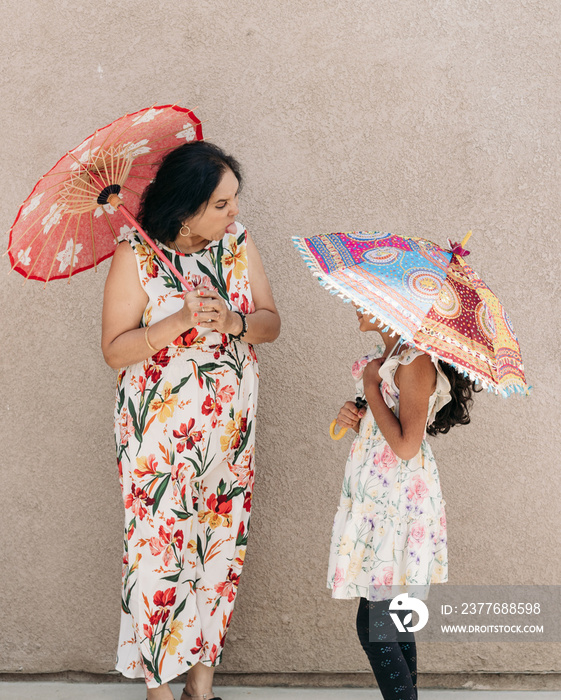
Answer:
[{"left": 179, "top": 224, "right": 191, "bottom": 237}]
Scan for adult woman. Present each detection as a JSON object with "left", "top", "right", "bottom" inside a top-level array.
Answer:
[{"left": 102, "top": 141, "right": 280, "bottom": 700}]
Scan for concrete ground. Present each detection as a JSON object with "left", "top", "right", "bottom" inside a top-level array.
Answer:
[{"left": 1, "top": 685, "right": 560, "bottom": 700}]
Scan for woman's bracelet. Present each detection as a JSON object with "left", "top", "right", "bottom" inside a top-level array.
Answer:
[
  {"left": 144, "top": 326, "right": 158, "bottom": 354},
  {"left": 230, "top": 310, "right": 248, "bottom": 340}
]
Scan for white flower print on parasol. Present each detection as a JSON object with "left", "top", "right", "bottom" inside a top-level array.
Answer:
[{"left": 56, "top": 239, "right": 83, "bottom": 273}]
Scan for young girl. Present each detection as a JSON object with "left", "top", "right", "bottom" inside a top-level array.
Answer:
[{"left": 327, "top": 302, "right": 479, "bottom": 700}]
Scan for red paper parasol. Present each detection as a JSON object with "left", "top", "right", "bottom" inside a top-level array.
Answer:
[{"left": 5, "top": 104, "right": 204, "bottom": 288}]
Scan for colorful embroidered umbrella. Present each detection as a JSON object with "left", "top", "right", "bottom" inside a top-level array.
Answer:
[
  {"left": 292, "top": 230, "right": 529, "bottom": 397},
  {"left": 5, "top": 104, "right": 204, "bottom": 288}
]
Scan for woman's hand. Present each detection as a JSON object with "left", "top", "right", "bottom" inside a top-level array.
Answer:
[
  {"left": 336, "top": 401, "right": 367, "bottom": 434},
  {"left": 362, "top": 357, "right": 384, "bottom": 388},
  {"left": 194, "top": 287, "right": 243, "bottom": 335},
  {"left": 178, "top": 285, "right": 223, "bottom": 330}
]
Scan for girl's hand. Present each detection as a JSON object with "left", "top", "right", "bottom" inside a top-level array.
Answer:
[
  {"left": 336, "top": 401, "right": 367, "bottom": 434},
  {"left": 362, "top": 357, "right": 384, "bottom": 387},
  {"left": 194, "top": 287, "right": 242, "bottom": 335}
]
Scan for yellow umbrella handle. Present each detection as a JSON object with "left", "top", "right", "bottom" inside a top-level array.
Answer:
[
  {"left": 329, "top": 419, "right": 348, "bottom": 440},
  {"left": 461, "top": 230, "right": 472, "bottom": 247}
]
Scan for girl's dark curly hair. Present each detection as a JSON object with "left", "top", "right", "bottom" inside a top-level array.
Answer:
[
  {"left": 427, "top": 361, "right": 482, "bottom": 435},
  {"left": 138, "top": 141, "right": 242, "bottom": 245}
]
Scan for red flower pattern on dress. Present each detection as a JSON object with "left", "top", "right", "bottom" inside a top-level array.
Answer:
[
  {"left": 231, "top": 291, "right": 255, "bottom": 314},
  {"left": 153, "top": 587, "right": 176, "bottom": 623},
  {"left": 190, "top": 274, "right": 213, "bottom": 290},
  {"left": 201, "top": 394, "right": 222, "bottom": 428},
  {"left": 217, "top": 381, "right": 235, "bottom": 405},
  {"left": 190, "top": 634, "right": 204, "bottom": 655},
  {"left": 124, "top": 483, "right": 155, "bottom": 520},
  {"left": 149, "top": 610, "right": 163, "bottom": 626},
  {"left": 174, "top": 327, "right": 198, "bottom": 347},
  {"left": 236, "top": 521, "right": 245, "bottom": 543},
  {"left": 153, "top": 588, "right": 176, "bottom": 608},
  {"left": 209, "top": 493, "right": 232, "bottom": 516},
  {"left": 211, "top": 334, "right": 230, "bottom": 359},
  {"left": 119, "top": 408, "right": 135, "bottom": 446},
  {"left": 149, "top": 518, "right": 185, "bottom": 566},
  {"left": 199, "top": 492, "right": 233, "bottom": 528},
  {"left": 229, "top": 452, "right": 253, "bottom": 488},
  {"left": 172, "top": 418, "right": 203, "bottom": 453},
  {"left": 204, "top": 379, "right": 236, "bottom": 428},
  {"left": 214, "top": 570, "right": 240, "bottom": 603},
  {"left": 145, "top": 347, "right": 171, "bottom": 383}
]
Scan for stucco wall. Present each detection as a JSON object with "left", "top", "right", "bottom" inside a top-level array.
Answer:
[{"left": 1, "top": 0, "right": 560, "bottom": 687}]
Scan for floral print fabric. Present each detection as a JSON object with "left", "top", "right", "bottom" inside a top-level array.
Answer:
[
  {"left": 327, "top": 342, "right": 451, "bottom": 602},
  {"left": 114, "top": 223, "right": 258, "bottom": 688}
]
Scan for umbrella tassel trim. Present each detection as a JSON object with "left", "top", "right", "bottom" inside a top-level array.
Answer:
[
  {"left": 292, "top": 238, "right": 418, "bottom": 339},
  {"left": 296, "top": 264, "right": 414, "bottom": 345}
]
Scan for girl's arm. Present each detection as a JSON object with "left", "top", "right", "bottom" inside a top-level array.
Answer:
[{"left": 362, "top": 354, "right": 436, "bottom": 460}]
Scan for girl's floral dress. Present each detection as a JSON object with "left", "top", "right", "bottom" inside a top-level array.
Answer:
[
  {"left": 327, "top": 341, "right": 451, "bottom": 602},
  {"left": 114, "top": 222, "right": 258, "bottom": 688}
]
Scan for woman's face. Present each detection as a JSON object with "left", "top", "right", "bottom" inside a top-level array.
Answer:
[{"left": 183, "top": 167, "right": 240, "bottom": 242}]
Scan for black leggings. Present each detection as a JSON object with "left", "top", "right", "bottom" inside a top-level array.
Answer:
[{"left": 356, "top": 597, "right": 418, "bottom": 700}]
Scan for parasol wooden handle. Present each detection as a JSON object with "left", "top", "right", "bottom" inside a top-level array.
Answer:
[{"left": 329, "top": 419, "right": 348, "bottom": 440}]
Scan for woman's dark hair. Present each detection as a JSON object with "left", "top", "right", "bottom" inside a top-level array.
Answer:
[
  {"left": 138, "top": 141, "right": 242, "bottom": 245},
  {"left": 427, "top": 361, "right": 482, "bottom": 435}
]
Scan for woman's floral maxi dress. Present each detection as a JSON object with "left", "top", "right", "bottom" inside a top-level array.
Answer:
[
  {"left": 114, "top": 223, "right": 258, "bottom": 688},
  {"left": 327, "top": 342, "right": 451, "bottom": 603}
]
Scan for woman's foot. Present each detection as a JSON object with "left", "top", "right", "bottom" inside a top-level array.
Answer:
[{"left": 183, "top": 661, "right": 217, "bottom": 699}]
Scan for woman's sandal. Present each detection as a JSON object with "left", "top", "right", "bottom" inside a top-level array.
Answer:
[{"left": 181, "top": 692, "right": 223, "bottom": 700}]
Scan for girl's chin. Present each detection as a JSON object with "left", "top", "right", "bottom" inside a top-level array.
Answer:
[{"left": 359, "top": 321, "right": 379, "bottom": 332}]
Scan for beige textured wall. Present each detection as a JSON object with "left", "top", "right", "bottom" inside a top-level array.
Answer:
[{"left": 1, "top": 0, "right": 560, "bottom": 686}]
